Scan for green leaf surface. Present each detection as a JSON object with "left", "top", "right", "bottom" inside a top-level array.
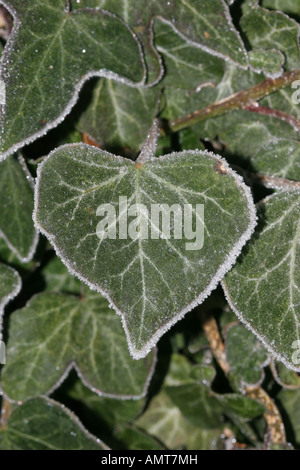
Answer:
[
  {"left": 0, "top": 262, "right": 21, "bottom": 336},
  {"left": 153, "top": 17, "right": 224, "bottom": 89},
  {"left": 250, "top": 139, "right": 300, "bottom": 182},
  {"left": 72, "top": 0, "right": 248, "bottom": 69},
  {"left": 0, "top": 396, "right": 105, "bottom": 450},
  {"left": 69, "top": 379, "right": 145, "bottom": 427},
  {"left": 77, "top": 79, "right": 160, "bottom": 153},
  {"left": 1, "top": 289, "right": 156, "bottom": 401},
  {"left": 166, "top": 383, "right": 223, "bottom": 428},
  {"left": 225, "top": 324, "right": 270, "bottom": 392},
  {"left": 0, "top": 154, "right": 38, "bottom": 261},
  {"left": 114, "top": 425, "right": 165, "bottom": 450},
  {"left": 136, "top": 390, "right": 222, "bottom": 450},
  {"left": 248, "top": 49, "right": 284, "bottom": 77},
  {"left": 241, "top": 4, "right": 300, "bottom": 71},
  {"left": 34, "top": 142, "right": 256, "bottom": 359},
  {"left": 215, "top": 393, "right": 265, "bottom": 420},
  {"left": 278, "top": 388, "right": 300, "bottom": 449},
  {"left": 0, "top": 0, "right": 145, "bottom": 160},
  {"left": 223, "top": 191, "right": 300, "bottom": 372},
  {"left": 262, "top": 0, "right": 300, "bottom": 16},
  {"left": 271, "top": 359, "right": 300, "bottom": 389}
]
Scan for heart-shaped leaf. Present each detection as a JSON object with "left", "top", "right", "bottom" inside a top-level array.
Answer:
[
  {"left": 1, "top": 288, "right": 156, "bottom": 402},
  {"left": 0, "top": 0, "right": 145, "bottom": 160},
  {"left": 34, "top": 130, "right": 256, "bottom": 359},
  {"left": 223, "top": 191, "right": 300, "bottom": 372}
]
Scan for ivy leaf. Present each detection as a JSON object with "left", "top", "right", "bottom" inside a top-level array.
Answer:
[
  {"left": 248, "top": 49, "right": 285, "bottom": 77},
  {"left": 166, "top": 383, "right": 223, "bottom": 429},
  {"left": 262, "top": 0, "right": 300, "bottom": 17},
  {"left": 136, "top": 390, "right": 222, "bottom": 450},
  {"left": 0, "top": 0, "right": 145, "bottom": 160},
  {"left": 225, "top": 324, "right": 270, "bottom": 393},
  {"left": 153, "top": 17, "right": 224, "bottom": 89},
  {"left": 0, "top": 397, "right": 106, "bottom": 450},
  {"left": 72, "top": 0, "right": 248, "bottom": 70},
  {"left": 69, "top": 379, "right": 145, "bottom": 428},
  {"left": 77, "top": 79, "right": 160, "bottom": 153},
  {"left": 1, "top": 289, "right": 156, "bottom": 402},
  {"left": 223, "top": 191, "right": 300, "bottom": 372},
  {"left": 34, "top": 137, "right": 256, "bottom": 359},
  {"left": 0, "top": 262, "right": 21, "bottom": 336},
  {"left": 0, "top": 154, "right": 38, "bottom": 261},
  {"left": 250, "top": 138, "right": 300, "bottom": 182},
  {"left": 241, "top": 4, "right": 300, "bottom": 71},
  {"left": 271, "top": 359, "right": 300, "bottom": 389}
]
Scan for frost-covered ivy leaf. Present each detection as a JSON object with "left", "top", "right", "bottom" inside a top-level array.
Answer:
[
  {"left": 153, "top": 17, "right": 224, "bottom": 89},
  {"left": 136, "top": 390, "right": 222, "bottom": 450},
  {"left": 223, "top": 191, "right": 300, "bottom": 372},
  {"left": 250, "top": 139, "right": 300, "bottom": 182},
  {"left": 248, "top": 49, "right": 284, "bottom": 77},
  {"left": 262, "top": 0, "right": 300, "bottom": 16},
  {"left": 34, "top": 140, "right": 256, "bottom": 359},
  {"left": 240, "top": 4, "right": 300, "bottom": 71},
  {"left": 0, "top": 237, "right": 36, "bottom": 272},
  {"left": 0, "top": 262, "right": 21, "bottom": 337},
  {"left": 0, "top": 396, "right": 106, "bottom": 450},
  {"left": 73, "top": 0, "right": 248, "bottom": 71},
  {"left": 77, "top": 79, "right": 160, "bottom": 153},
  {"left": 43, "top": 255, "right": 81, "bottom": 295},
  {"left": 0, "top": 154, "right": 38, "bottom": 261},
  {"left": 0, "top": 0, "right": 145, "bottom": 160},
  {"left": 225, "top": 324, "right": 270, "bottom": 393},
  {"left": 1, "top": 290, "right": 156, "bottom": 401}
]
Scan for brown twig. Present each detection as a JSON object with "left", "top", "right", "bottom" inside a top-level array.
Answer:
[
  {"left": 232, "top": 165, "right": 300, "bottom": 191},
  {"left": 245, "top": 103, "right": 300, "bottom": 133},
  {"left": 202, "top": 313, "right": 230, "bottom": 374},
  {"left": 202, "top": 312, "right": 286, "bottom": 445},
  {"left": 169, "top": 70, "right": 300, "bottom": 133},
  {"left": 1, "top": 398, "right": 12, "bottom": 430}
]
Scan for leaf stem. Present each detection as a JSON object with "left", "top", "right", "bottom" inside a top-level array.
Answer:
[
  {"left": 202, "top": 313, "right": 229, "bottom": 374},
  {"left": 202, "top": 312, "right": 287, "bottom": 445},
  {"left": 1, "top": 398, "right": 12, "bottom": 430},
  {"left": 169, "top": 70, "right": 300, "bottom": 133},
  {"left": 232, "top": 165, "right": 300, "bottom": 191}
]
